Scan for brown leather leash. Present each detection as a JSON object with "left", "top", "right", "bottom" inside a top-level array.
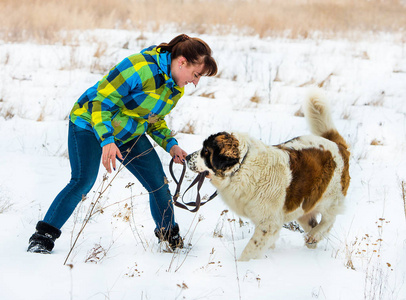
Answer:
[{"left": 169, "top": 158, "right": 218, "bottom": 213}]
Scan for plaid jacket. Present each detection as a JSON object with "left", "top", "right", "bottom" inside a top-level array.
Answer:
[{"left": 69, "top": 46, "right": 184, "bottom": 152}]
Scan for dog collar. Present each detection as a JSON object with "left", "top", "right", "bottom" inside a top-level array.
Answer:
[{"left": 228, "top": 147, "right": 249, "bottom": 177}]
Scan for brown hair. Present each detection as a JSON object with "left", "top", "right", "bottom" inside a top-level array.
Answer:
[{"left": 157, "top": 34, "right": 217, "bottom": 77}]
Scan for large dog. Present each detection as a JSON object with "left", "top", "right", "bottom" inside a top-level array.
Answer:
[{"left": 186, "top": 89, "right": 350, "bottom": 261}]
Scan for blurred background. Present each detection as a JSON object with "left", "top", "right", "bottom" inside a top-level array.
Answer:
[{"left": 1, "top": 0, "right": 405, "bottom": 43}]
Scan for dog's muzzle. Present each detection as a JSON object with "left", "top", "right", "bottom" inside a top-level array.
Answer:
[{"left": 186, "top": 151, "right": 199, "bottom": 173}]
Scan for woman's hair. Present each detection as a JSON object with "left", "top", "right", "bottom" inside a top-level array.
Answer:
[{"left": 157, "top": 34, "right": 217, "bottom": 77}]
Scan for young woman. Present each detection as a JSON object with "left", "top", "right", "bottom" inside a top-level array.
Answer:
[{"left": 27, "top": 34, "right": 218, "bottom": 254}]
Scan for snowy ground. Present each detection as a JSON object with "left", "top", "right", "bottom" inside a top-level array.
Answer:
[{"left": 0, "top": 30, "right": 405, "bottom": 300}]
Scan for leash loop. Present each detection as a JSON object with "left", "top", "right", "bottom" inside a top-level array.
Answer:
[{"left": 169, "top": 158, "right": 217, "bottom": 213}]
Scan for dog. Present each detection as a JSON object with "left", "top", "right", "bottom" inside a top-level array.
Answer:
[{"left": 186, "top": 89, "right": 350, "bottom": 261}]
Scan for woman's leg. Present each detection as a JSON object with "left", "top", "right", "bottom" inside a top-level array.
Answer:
[
  {"left": 28, "top": 122, "right": 102, "bottom": 253},
  {"left": 43, "top": 121, "right": 102, "bottom": 229},
  {"left": 118, "top": 135, "right": 176, "bottom": 232}
]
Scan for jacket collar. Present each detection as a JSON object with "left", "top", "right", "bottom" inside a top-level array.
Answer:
[{"left": 141, "top": 46, "right": 184, "bottom": 94}]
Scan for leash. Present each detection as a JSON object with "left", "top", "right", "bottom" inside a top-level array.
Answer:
[{"left": 169, "top": 158, "right": 218, "bottom": 213}]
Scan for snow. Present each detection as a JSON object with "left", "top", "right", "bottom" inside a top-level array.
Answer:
[{"left": 0, "top": 29, "right": 405, "bottom": 300}]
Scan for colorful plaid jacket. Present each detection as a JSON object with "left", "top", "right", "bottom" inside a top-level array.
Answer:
[{"left": 69, "top": 46, "right": 184, "bottom": 152}]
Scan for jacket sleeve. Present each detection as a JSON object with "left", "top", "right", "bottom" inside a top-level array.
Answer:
[
  {"left": 147, "top": 119, "right": 178, "bottom": 153},
  {"left": 90, "top": 59, "right": 142, "bottom": 147}
]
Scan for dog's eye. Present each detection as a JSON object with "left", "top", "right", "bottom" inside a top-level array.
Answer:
[{"left": 202, "top": 148, "right": 209, "bottom": 156}]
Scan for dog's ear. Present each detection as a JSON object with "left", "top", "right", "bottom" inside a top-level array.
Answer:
[
  {"left": 214, "top": 133, "right": 240, "bottom": 159},
  {"left": 210, "top": 133, "right": 240, "bottom": 174}
]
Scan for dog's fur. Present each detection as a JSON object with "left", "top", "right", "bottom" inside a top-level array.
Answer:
[{"left": 186, "top": 89, "right": 350, "bottom": 261}]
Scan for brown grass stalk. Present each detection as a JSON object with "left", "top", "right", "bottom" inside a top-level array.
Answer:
[
  {"left": 0, "top": 198, "right": 12, "bottom": 214},
  {"left": 402, "top": 181, "right": 406, "bottom": 220},
  {"left": 229, "top": 217, "right": 242, "bottom": 300}
]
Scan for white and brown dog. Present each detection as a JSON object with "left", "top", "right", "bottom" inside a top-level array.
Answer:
[{"left": 186, "top": 89, "right": 350, "bottom": 261}]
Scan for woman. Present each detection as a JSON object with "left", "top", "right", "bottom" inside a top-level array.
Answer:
[{"left": 27, "top": 34, "right": 218, "bottom": 254}]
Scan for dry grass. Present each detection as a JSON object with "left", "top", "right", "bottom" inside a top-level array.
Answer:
[
  {"left": 0, "top": 198, "right": 12, "bottom": 213},
  {"left": 370, "top": 139, "right": 383, "bottom": 146},
  {"left": 402, "top": 181, "right": 406, "bottom": 221},
  {"left": 250, "top": 94, "right": 261, "bottom": 104},
  {"left": 0, "top": 106, "right": 14, "bottom": 120},
  {"left": 179, "top": 120, "right": 197, "bottom": 134},
  {"left": 0, "top": 0, "right": 405, "bottom": 42}
]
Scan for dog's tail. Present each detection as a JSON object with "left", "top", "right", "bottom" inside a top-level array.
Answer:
[{"left": 304, "top": 88, "right": 349, "bottom": 150}]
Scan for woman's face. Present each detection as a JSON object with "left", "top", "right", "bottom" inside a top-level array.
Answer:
[{"left": 172, "top": 56, "right": 205, "bottom": 88}]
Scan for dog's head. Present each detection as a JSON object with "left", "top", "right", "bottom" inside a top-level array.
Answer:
[{"left": 186, "top": 132, "right": 241, "bottom": 177}]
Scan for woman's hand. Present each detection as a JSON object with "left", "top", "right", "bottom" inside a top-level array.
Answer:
[
  {"left": 170, "top": 145, "right": 187, "bottom": 164},
  {"left": 102, "top": 143, "right": 123, "bottom": 173}
]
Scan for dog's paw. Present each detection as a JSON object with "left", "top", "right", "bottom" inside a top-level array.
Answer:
[
  {"left": 239, "top": 248, "right": 265, "bottom": 261},
  {"left": 238, "top": 253, "right": 251, "bottom": 261},
  {"left": 268, "top": 243, "right": 276, "bottom": 250},
  {"left": 305, "top": 235, "right": 318, "bottom": 249},
  {"left": 305, "top": 242, "right": 318, "bottom": 249}
]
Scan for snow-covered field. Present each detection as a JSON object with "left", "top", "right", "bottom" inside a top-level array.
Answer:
[{"left": 0, "top": 30, "right": 405, "bottom": 300}]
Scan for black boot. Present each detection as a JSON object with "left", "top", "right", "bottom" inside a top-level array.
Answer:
[
  {"left": 154, "top": 224, "right": 184, "bottom": 250},
  {"left": 27, "top": 221, "right": 61, "bottom": 254}
]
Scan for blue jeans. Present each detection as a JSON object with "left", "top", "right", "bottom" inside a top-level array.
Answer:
[{"left": 43, "top": 121, "right": 176, "bottom": 231}]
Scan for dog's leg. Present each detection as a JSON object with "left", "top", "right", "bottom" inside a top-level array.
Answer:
[
  {"left": 304, "top": 212, "right": 336, "bottom": 249},
  {"left": 238, "top": 222, "right": 281, "bottom": 261},
  {"left": 297, "top": 213, "right": 319, "bottom": 233}
]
